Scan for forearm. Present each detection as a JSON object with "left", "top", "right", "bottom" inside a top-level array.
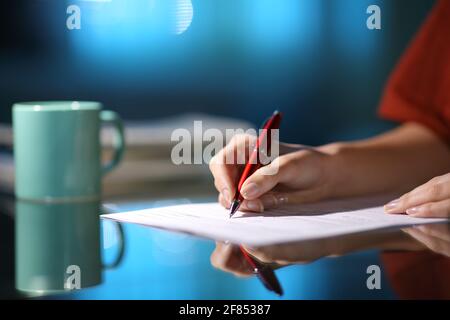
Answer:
[{"left": 322, "top": 123, "right": 450, "bottom": 197}]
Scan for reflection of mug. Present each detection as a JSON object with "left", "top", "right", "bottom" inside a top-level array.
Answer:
[
  {"left": 15, "top": 200, "right": 124, "bottom": 294},
  {"left": 13, "top": 101, "right": 125, "bottom": 202}
]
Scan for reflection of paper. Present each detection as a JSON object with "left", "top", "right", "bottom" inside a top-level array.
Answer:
[{"left": 101, "top": 202, "right": 448, "bottom": 246}]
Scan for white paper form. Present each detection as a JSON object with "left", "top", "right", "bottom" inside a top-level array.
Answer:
[{"left": 101, "top": 201, "right": 448, "bottom": 246}]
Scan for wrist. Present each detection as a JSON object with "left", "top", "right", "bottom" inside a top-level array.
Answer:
[{"left": 318, "top": 142, "right": 352, "bottom": 198}]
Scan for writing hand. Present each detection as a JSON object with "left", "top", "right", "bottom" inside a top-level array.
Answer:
[{"left": 209, "top": 134, "right": 339, "bottom": 212}]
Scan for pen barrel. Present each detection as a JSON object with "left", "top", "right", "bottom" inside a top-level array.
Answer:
[
  {"left": 234, "top": 111, "right": 282, "bottom": 200},
  {"left": 237, "top": 150, "right": 261, "bottom": 191}
]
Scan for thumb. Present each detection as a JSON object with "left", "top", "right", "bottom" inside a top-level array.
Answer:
[{"left": 240, "top": 159, "right": 287, "bottom": 200}]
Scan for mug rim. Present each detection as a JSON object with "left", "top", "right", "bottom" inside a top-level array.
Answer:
[{"left": 13, "top": 101, "right": 102, "bottom": 112}]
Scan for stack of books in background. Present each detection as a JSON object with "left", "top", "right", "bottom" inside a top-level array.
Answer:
[{"left": 0, "top": 113, "right": 252, "bottom": 199}]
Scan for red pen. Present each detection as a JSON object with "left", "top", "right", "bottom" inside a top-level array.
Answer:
[
  {"left": 229, "top": 110, "right": 282, "bottom": 217},
  {"left": 240, "top": 245, "right": 283, "bottom": 296},
  {"left": 227, "top": 110, "right": 283, "bottom": 295}
]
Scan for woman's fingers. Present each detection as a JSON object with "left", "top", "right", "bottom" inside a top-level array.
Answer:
[
  {"left": 210, "top": 134, "right": 257, "bottom": 202},
  {"left": 242, "top": 242, "right": 324, "bottom": 265},
  {"left": 210, "top": 242, "right": 253, "bottom": 277},
  {"left": 218, "top": 193, "right": 230, "bottom": 209},
  {"left": 413, "top": 224, "right": 450, "bottom": 242},
  {"left": 214, "top": 143, "right": 330, "bottom": 213},
  {"left": 404, "top": 199, "right": 450, "bottom": 218},
  {"left": 385, "top": 173, "right": 450, "bottom": 215},
  {"left": 403, "top": 228, "right": 450, "bottom": 257},
  {"left": 219, "top": 188, "right": 326, "bottom": 213},
  {"left": 239, "top": 159, "right": 286, "bottom": 200},
  {"left": 239, "top": 199, "right": 265, "bottom": 213},
  {"left": 210, "top": 156, "right": 237, "bottom": 203},
  {"left": 242, "top": 245, "right": 280, "bottom": 264},
  {"left": 218, "top": 192, "right": 265, "bottom": 212},
  {"left": 247, "top": 188, "right": 325, "bottom": 212},
  {"left": 240, "top": 153, "right": 302, "bottom": 201},
  {"left": 240, "top": 149, "right": 328, "bottom": 202}
]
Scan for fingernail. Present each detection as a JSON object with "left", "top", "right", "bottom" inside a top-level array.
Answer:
[
  {"left": 241, "top": 183, "right": 260, "bottom": 199},
  {"left": 246, "top": 200, "right": 263, "bottom": 212},
  {"left": 406, "top": 206, "right": 423, "bottom": 216},
  {"left": 384, "top": 199, "right": 400, "bottom": 213}
]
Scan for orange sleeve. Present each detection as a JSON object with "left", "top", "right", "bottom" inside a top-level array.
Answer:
[
  {"left": 378, "top": 0, "right": 450, "bottom": 145},
  {"left": 382, "top": 251, "right": 450, "bottom": 299}
]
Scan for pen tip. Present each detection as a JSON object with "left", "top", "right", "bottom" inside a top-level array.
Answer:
[
  {"left": 229, "top": 200, "right": 240, "bottom": 218},
  {"left": 275, "top": 288, "right": 284, "bottom": 296}
]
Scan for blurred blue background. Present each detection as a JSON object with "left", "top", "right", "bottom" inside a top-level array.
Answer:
[
  {"left": 0, "top": 1, "right": 438, "bottom": 299},
  {"left": 0, "top": 0, "right": 436, "bottom": 144}
]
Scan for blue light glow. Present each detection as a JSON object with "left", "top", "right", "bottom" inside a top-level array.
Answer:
[
  {"left": 330, "top": 0, "right": 387, "bottom": 62},
  {"left": 243, "top": 0, "right": 322, "bottom": 50},
  {"left": 171, "top": 0, "right": 194, "bottom": 35}
]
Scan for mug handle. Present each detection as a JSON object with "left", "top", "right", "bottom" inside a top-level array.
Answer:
[
  {"left": 100, "top": 110, "right": 125, "bottom": 175},
  {"left": 102, "top": 221, "right": 126, "bottom": 270}
]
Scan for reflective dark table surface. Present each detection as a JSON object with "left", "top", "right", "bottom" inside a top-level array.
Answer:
[{"left": 1, "top": 190, "right": 449, "bottom": 300}]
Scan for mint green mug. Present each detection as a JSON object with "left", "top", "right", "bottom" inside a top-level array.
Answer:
[
  {"left": 13, "top": 101, "right": 125, "bottom": 202},
  {"left": 15, "top": 200, "right": 125, "bottom": 295}
]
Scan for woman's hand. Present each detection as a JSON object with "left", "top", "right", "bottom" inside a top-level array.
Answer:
[
  {"left": 209, "top": 125, "right": 450, "bottom": 214},
  {"left": 209, "top": 134, "right": 340, "bottom": 212},
  {"left": 385, "top": 173, "right": 450, "bottom": 218},
  {"left": 210, "top": 242, "right": 254, "bottom": 277},
  {"left": 210, "top": 225, "right": 450, "bottom": 278},
  {"left": 403, "top": 224, "right": 450, "bottom": 257}
]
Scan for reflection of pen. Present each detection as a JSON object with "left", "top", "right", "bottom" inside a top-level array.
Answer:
[
  {"left": 240, "top": 246, "right": 283, "bottom": 296},
  {"left": 228, "top": 110, "right": 283, "bottom": 295},
  {"left": 229, "top": 110, "right": 282, "bottom": 217}
]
